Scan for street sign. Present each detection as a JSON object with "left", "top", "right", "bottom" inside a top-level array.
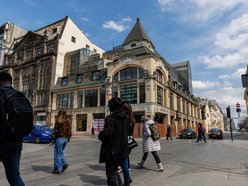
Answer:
[{"left": 236, "top": 102, "right": 240, "bottom": 108}]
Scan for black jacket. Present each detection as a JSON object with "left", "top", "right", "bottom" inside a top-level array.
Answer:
[{"left": 99, "top": 110, "right": 129, "bottom": 163}]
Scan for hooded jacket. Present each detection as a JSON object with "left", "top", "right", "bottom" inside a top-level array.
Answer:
[{"left": 99, "top": 110, "right": 129, "bottom": 163}]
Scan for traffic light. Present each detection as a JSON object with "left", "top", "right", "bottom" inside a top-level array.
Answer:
[{"left": 226, "top": 106, "right": 231, "bottom": 118}]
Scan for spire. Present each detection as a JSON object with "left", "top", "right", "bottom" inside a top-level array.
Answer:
[{"left": 123, "top": 18, "right": 154, "bottom": 47}]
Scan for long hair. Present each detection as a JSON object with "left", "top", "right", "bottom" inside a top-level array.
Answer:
[
  {"left": 56, "top": 109, "right": 69, "bottom": 123},
  {"left": 122, "top": 101, "right": 136, "bottom": 124}
]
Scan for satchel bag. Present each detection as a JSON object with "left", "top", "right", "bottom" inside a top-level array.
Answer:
[{"left": 128, "top": 136, "right": 138, "bottom": 150}]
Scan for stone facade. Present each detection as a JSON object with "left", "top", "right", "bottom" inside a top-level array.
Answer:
[
  {"left": 0, "top": 16, "right": 104, "bottom": 125},
  {"left": 200, "top": 99, "right": 224, "bottom": 132}
]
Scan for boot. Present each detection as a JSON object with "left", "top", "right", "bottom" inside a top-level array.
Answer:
[
  {"left": 137, "top": 160, "right": 145, "bottom": 168},
  {"left": 156, "top": 162, "right": 164, "bottom": 172}
]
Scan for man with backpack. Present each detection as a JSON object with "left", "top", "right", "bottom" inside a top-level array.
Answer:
[{"left": 0, "top": 71, "right": 33, "bottom": 186}]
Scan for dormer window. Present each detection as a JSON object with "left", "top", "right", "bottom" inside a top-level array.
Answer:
[
  {"left": 76, "top": 74, "right": 83, "bottom": 83},
  {"left": 130, "top": 43, "right": 136, "bottom": 48},
  {"left": 52, "top": 28, "right": 57, "bottom": 34},
  {"left": 61, "top": 77, "right": 68, "bottom": 86},
  {"left": 92, "top": 71, "right": 100, "bottom": 81}
]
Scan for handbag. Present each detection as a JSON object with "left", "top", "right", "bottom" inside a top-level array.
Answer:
[{"left": 128, "top": 136, "right": 138, "bottom": 150}]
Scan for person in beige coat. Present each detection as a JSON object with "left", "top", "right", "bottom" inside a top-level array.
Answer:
[{"left": 137, "top": 116, "right": 163, "bottom": 172}]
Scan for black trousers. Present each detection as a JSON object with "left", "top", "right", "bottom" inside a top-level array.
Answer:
[
  {"left": 105, "top": 160, "right": 122, "bottom": 186},
  {"left": 142, "top": 151, "right": 161, "bottom": 164}
]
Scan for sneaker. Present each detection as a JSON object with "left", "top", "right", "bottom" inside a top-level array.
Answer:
[
  {"left": 62, "top": 164, "right": 69, "bottom": 172},
  {"left": 129, "top": 168, "right": 131, "bottom": 175},
  {"left": 52, "top": 170, "right": 62, "bottom": 174}
]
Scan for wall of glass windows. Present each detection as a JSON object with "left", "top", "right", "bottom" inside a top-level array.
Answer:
[{"left": 113, "top": 67, "right": 145, "bottom": 103}]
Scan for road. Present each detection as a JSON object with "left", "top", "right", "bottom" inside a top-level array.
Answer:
[{"left": 0, "top": 132, "right": 248, "bottom": 186}]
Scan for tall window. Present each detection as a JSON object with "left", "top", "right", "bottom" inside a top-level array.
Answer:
[
  {"left": 100, "top": 89, "right": 106, "bottom": 106},
  {"left": 120, "top": 84, "right": 137, "bottom": 103},
  {"left": 182, "top": 100, "right": 185, "bottom": 114},
  {"left": 139, "top": 84, "right": 145, "bottom": 103},
  {"left": 77, "top": 91, "right": 84, "bottom": 108},
  {"left": 177, "top": 96, "right": 181, "bottom": 112},
  {"left": 157, "top": 70, "right": 163, "bottom": 83},
  {"left": 157, "top": 86, "right": 163, "bottom": 105},
  {"left": 56, "top": 93, "right": 73, "bottom": 109},
  {"left": 85, "top": 90, "right": 97, "bottom": 107},
  {"left": 170, "top": 92, "right": 174, "bottom": 110}
]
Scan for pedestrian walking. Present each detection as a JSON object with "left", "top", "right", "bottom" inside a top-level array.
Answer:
[
  {"left": 51, "top": 109, "right": 71, "bottom": 174},
  {"left": 98, "top": 97, "right": 132, "bottom": 186},
  {"left": 196, "top": 122, "right": 206, "bottom": 143},
  {"left": 166, "top": 124, "right": 173, "bottom": 140},
  {"left": 0, "top": 71, "right": 33, "bottom": 186},
  {"left": 137, "top": 115, "right": 164, "bottom": 172},
  {"left": 91, "top": 126, "right": 95, "bottom": 138}
]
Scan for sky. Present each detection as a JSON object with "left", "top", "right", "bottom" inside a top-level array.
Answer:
[{"left": 1, "top": 0, "right": 248, "bottom": 122}]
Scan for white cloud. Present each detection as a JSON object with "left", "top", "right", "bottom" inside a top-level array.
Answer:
[
  {"left": 218, "top": 67, "right": 246, "bottom": 80},
  {"left": 157, "top": 0, "right": 248, "bottom": 24},
  {"left": 215, "top": 13, "right": 248, "bottom": 50},
  {"left": 157, "top": 0, "right": 174, "bottom": 11},
  {"left": 121, "top": 17, "right": 131, "bottom": 22},
  {"left": 192, "top": 80, "right": 220, "bottom": 89},
  {"left": 102, "top": 17, "right": 132, "bottom": 32},
  {"left": 201, "top": 53, "right": 245, "bottom": 69},
  {"left": 200, "top": 13, "right": 248, "bottom": 69},
  {"left": 102, "top": 21, "right": 125, "bottom": 32}
]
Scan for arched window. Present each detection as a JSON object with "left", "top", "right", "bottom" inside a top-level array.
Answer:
[
  {"left": 113, "top": 67, "right": 145, "bottom": 103},
  {"left": 156, "top": 70, "right": 163, "bottom": 83}
]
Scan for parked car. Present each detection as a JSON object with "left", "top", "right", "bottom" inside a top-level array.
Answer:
[
  {"left": 23, "top": 124, "right": 53, "bottom": 144},
  {"left": 179, "top": 128, "right": 197, "bottom": 139},
  {"left": 208, "top": 128, "right": 223, "bottom": 139}
]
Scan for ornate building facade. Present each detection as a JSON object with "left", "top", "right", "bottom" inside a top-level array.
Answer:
[{"left": 50, "top": 18, "right": 202, "bottom": 137}]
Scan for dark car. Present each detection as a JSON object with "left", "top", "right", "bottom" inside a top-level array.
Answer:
[
  {"left": 179, "top": 128, "right": 197, "bottom": 139},
  {"left": 208, "top": 128, "right": 223, "bottom": 139},
  {"left": 23, "top": 124, "right": 53, "bottom": 144}
]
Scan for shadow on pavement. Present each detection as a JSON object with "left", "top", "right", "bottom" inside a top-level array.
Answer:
[
  {"left": 79, "top": 174, "right": 106, "bottom": 185},
  {"left": 85, "top": 164, "right": 105, "bottom": 171},
  {"left": 31, "top": 165, "right": 52, "bottom": 173}
]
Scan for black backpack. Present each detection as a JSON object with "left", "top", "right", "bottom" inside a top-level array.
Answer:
[{"left": 0, "top": 86, "right": 33, "bottom": 140}]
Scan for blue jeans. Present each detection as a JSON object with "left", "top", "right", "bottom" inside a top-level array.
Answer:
[
  {"left": 54, "top": 137, "right": 68, "bottom": 172},
  {"left": 0, "top": 141, "right": 25, "bottom": 186},
  {"left": 120, "top": 157, "right": 132, "bottom": 185}
]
